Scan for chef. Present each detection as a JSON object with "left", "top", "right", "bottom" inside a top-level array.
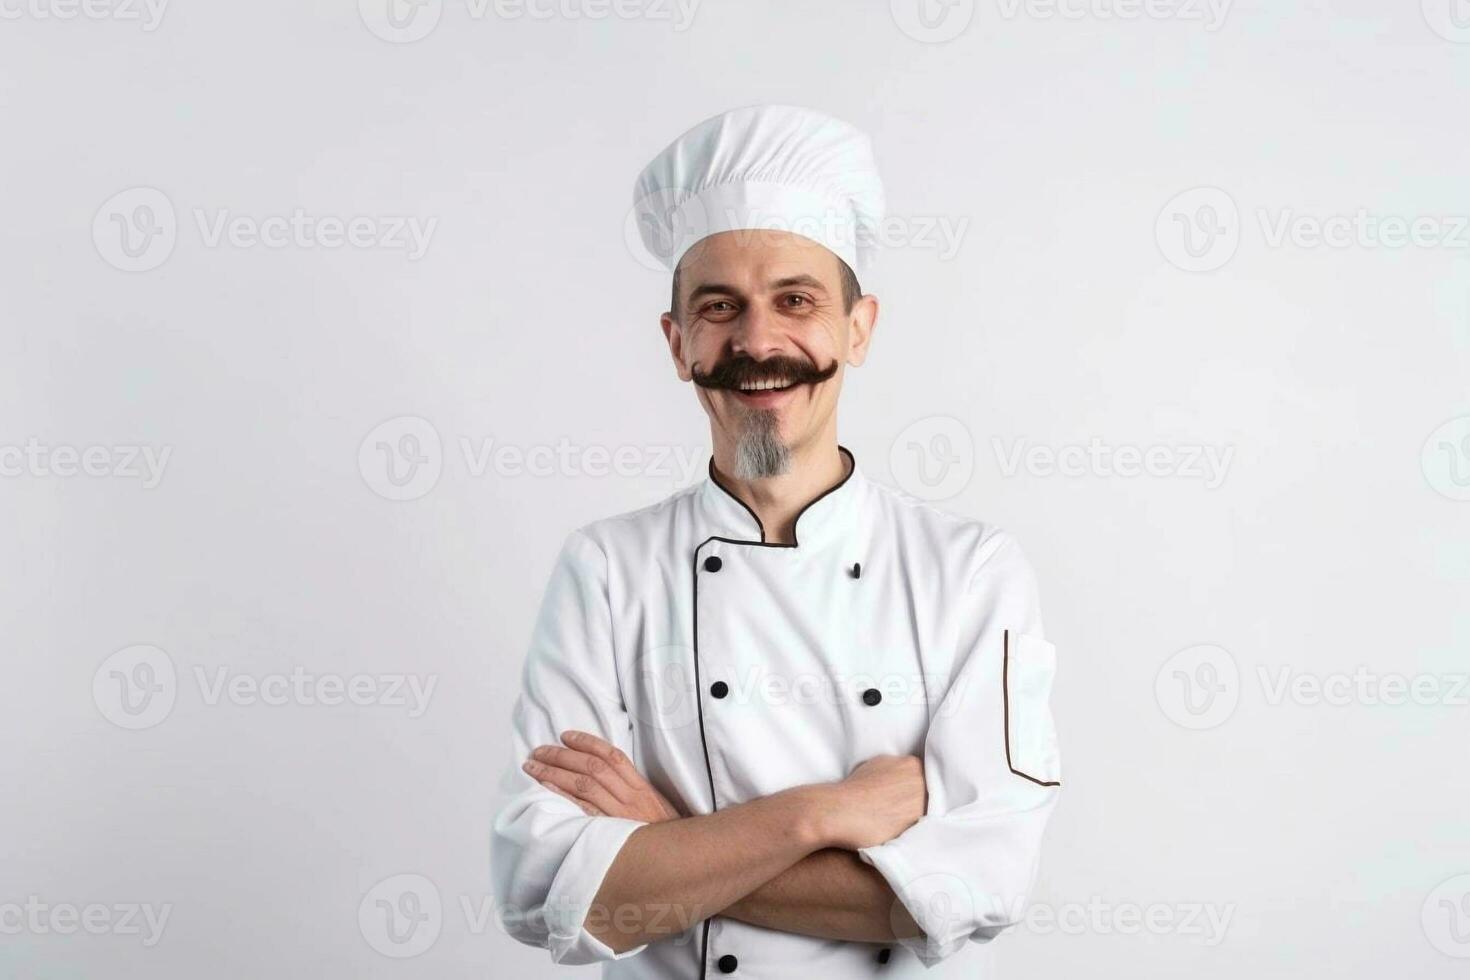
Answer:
[{"left": 491, "top": 105, "right": 1062, "bottom": 979}]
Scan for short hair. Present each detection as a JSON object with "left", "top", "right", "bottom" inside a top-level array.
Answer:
[{"left": 670, "top": 255, "right": 862, "bottom": 324}]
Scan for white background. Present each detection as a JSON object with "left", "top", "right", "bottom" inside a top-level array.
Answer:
[{"left": 2, "top": 0, "right": 1468, "bottom": 977}]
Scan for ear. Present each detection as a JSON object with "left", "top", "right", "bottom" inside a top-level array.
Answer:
[
  {"left": 844, "top": 293, "right": 879, "bottom": 368},
  {"left": 661, "top": 312, "right": 693, "bottom": 382}
]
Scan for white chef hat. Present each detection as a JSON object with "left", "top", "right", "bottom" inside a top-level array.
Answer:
[{"left": 632, "top": 104, "right": 886, "bottom": 279}]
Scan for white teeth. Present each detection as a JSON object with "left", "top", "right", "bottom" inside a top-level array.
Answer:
[{"left": 739, "top": 378, "right": 792, "bottom": 392}]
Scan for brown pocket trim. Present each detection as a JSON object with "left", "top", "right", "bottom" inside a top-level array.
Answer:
[{"left": 1004, "top": 629, "right": 1061, "bottom": 787}]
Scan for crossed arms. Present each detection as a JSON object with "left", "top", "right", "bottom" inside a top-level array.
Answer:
[
  {"left": 490, "top": 528, "right": 1060, "bottom": 967},
  {"left": 523, "top": 730, "right": 925, "bottom": 953}
]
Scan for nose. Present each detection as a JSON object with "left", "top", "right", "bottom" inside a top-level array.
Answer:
[{"left": 729, "top": 303, "right": 785, "bottom": 360}]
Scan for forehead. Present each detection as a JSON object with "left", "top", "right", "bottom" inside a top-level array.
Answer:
[{"left": 677, "top": 229, "right": 842, "bottom": 291}]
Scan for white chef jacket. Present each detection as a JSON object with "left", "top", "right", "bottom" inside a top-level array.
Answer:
[{"left": 491, "top": 447, "right": 1061, "bottom": 978}]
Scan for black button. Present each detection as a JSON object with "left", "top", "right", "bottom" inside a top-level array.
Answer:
[
  {"left": 862, "top": 688, "right": 882, "bottom": 706},
  {"left": 710, "top": 681, "right": 729, "bottom": 699},
  {"left": 703, "top": 555, "right": 723, "bottom": 573},
  {"left": 717, "top": 953, "right": 738, "bottom": 973},
  {"left": 851, "top": 562, "right": 862, "bottom": 578},
  {"left": 877, "top": 947, "right": 891, "bottom": 964}
]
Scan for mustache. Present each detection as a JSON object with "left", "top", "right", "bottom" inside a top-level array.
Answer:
[{"left": 691, "top": 353, "right": 839, "bottom": 391}]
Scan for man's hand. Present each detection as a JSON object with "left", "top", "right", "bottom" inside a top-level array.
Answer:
[
  {"left": 813, "top": 755, "right": 927, "bottom": 850},
  {"left": 523, "top": 730, "right": 680, "bottom": 823}
]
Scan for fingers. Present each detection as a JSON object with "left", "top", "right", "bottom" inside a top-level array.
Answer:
[
  {"left": 539, "top": 779, "right": 603, "bottom": 816},
  {"left": 529, "top": 743, "right": 636, "bottom": 804},
  {"left": 523, "top": 731, "right": 673, "bottom": 822},
  {"left": 524, "top": 756, "right": 623, "bottom": 813},
  {"left": 561, "top": 730, "right": 644, "bottom": 786}
]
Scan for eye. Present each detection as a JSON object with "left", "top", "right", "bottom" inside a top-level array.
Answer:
[
  {"left": 780, "top": 293, "right": 813, "bottom": 309},
  {"left": 697, "top": 300, "right": 739, "bottom": 322}
]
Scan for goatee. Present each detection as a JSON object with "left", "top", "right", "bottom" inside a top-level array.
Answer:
[{"left": 732, "top": 407, "right": 790, "bottom": 480}]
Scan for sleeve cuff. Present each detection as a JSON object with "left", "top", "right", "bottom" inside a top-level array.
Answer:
[
  {"left": 543, "top": 816, "right": 649, "bottom": 965},
  {"left": 858, "top": 829, "right": 974, "bottom": 967}
]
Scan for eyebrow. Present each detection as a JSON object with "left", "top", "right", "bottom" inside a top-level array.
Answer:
[{"left": 685, "top": 274, "right": 830, "bottom": 307}]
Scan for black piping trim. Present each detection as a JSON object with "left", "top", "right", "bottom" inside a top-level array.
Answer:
[
  {"left": 689, "top": 547, "right": 720, "bottom": 814},
  {"left": 690, "top": 545, "right": 717, "bottom": 980},
  {"left": 690, "top": 444, "right": 860, "bottom": 977},
  {"left": 705, "top": 445, "right": 856, "bottom": 548},
  {"left": 1003, "top": 629, "right": 1062, "bottom": 788}
]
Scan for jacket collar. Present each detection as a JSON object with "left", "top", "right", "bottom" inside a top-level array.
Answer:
[{"left": 698, "top": 445, "right": 864, "bottom": 549}]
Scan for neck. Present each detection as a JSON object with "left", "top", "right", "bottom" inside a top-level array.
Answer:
[{"left": 710, "top": 432, "right": 849, "bottom": 545}]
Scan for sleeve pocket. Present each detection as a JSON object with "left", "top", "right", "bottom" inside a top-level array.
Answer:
[{"left": 1004, "top": 630, "right": 1061, "bottom": 786}]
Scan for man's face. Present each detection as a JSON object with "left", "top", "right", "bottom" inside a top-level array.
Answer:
[{"left": 661, "top": 230, "right": 876, "bottom": 478}]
